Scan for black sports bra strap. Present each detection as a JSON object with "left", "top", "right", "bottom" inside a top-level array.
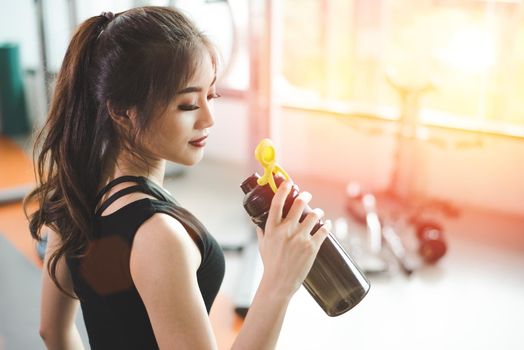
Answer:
[
  {"left": 95, "top": 185, "right": 151, "bottom": 217},
  {"left": 94, "top": 175, "right": 178, "bottom": 217},
  {"left": 94, "top": 175, "right": 144, "bottom": 205}
]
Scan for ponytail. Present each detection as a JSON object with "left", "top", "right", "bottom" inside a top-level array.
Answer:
[{"left": 24, "top": 14, "right": 112, "bottom": 295}]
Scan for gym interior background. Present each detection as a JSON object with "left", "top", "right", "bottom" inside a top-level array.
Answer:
[{"left": 1, "top": 0, "right": 523, "bottom": 349}]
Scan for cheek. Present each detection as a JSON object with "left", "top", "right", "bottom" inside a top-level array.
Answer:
[
  {"left": 157, "top": 114, "right": 192, "bottom": 145},
  {"left": 137, "top": 118, "right": 174, "bottom": 153}
]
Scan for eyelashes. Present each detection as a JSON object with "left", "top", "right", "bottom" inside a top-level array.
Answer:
[
  {"left": 178, "top": 93, "right": 221, "bottom": 111},
  {"left": 178, "top": 105, "right": 199, "bottom": 111}
]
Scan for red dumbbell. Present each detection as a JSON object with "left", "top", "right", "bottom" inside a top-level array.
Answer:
[{"left": 415, "top": 221, "right": 447, "bottom": 264}]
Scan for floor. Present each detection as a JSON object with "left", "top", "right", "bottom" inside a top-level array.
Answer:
[{"left": 1, "top": 136, "right": 524, "bottom": 349}]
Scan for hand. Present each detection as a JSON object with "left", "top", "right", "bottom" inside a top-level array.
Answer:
[{"left": 256, "top": 180, "right": 330, "bottom": 298}]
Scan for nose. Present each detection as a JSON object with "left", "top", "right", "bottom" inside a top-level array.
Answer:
[{"left": 196, "top": 101, "right": 214, "bottom": 129}]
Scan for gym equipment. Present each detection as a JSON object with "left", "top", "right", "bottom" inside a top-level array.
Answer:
[
  {"left": 344, "top": 184, "right": 414, "bottom": 276},
  {"left": 338, "top": 70, "right": 460, "bottom": 277},
  {"left": 0, "top": 43, "right": 31, "bottom": 136},
  {"left": 414, "top": 221, "right": 447, "bottom": 264},
  {"left": 344, "top": 183, "right": 390, "bottom": 274},
  {"left": 345, "top": 181, "right": 448, "bottom": 274},
  {"left": 381, "top": 225, "right": 414, "bottom": 276}
]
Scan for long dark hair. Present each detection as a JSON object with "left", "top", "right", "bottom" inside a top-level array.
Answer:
[{"left": 23, "top": 6, "right": 217, "bottom": 295}]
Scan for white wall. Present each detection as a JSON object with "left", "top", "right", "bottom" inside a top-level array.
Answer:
[{"left": 205, "top": 97, "right": 249, "bottom": 164}]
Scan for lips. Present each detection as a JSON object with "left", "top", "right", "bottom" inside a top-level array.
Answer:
[
  {"left": 188, "top": 135, "right": 208, "bottom": 147},
  {"left": 189, "top": 135, "right": 208, "bottom": 143}
]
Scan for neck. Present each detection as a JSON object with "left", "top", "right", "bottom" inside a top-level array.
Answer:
[{"left": 104, "top": 153, "right": 167, "bottom": 187}]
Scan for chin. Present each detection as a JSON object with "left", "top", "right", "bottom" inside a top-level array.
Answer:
[
  {"left": 181, "top": 159, "right": 201, "bottom": 167},
  {"left": 172, "top": 154, "right": 204, "bottom": 167},
  {"left": 166, "top": 146, "right": 205, "bottom": 166}
]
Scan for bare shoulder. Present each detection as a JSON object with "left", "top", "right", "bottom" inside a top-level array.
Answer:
[
  {"left": 130, "top": 213, "right": 202, "bottom": 279},
  {"left": 128, "top": 213, "right": 216, "bottom": 349}
]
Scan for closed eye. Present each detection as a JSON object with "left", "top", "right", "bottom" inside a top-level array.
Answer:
[
  {"left": 178, "top": 104, "right": 199, "bottom": 111},
  {"left": 178, "top": 93, "right": 221, "bottom": 111}
]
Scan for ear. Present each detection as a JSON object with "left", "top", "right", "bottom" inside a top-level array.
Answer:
[{"left": 106, "top": 101, "right": 138, "bottom": 130}]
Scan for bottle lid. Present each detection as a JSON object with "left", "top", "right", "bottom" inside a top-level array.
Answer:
[
  {"left": 240, "top": 173, "right": 260, "bottom": 194},
  {"left": 255, "top": 138, "right": 291, "bottom": 193}
]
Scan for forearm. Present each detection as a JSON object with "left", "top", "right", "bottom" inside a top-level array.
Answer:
[
  {"left": 231, "top": 277, "right": 291, "bottom": 350},
  {"left": 41, "top": 324, "right": 84, "bottom": 350}
]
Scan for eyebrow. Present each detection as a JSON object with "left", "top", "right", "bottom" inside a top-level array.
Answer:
[{"left": 177, "top": 76, "right": 217, "bottom": 94}]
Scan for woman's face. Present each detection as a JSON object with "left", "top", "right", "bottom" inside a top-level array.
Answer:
[{"left": 143, "top": 52, "right": 218, "bottom": 166}]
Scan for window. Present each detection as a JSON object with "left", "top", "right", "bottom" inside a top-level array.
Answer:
[{"left": 278, "top": 0, "right": 524, "bottom": 137}]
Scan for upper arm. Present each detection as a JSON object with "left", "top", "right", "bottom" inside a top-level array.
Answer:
[
  {"left": 130, "top": 213, "right": 217, "bottom": 350},
  {"left": 40, "top": 227, "right": 80, "bottom": 334}
]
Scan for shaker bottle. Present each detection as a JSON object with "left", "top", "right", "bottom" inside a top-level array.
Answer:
[{"left": 241, "top": 139, "right": 370, "bottom": 316}]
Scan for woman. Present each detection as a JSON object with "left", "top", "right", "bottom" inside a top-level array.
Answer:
[{"left": 24, "top": 6, "right": 328, "bottom": 349}]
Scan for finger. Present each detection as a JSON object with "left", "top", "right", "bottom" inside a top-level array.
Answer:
[
  {"left": 266, "top": 180, "right": 292, "bottom": 227},
  {"left": 323, "top": 219, "right": 332, "bottom": 232},
  {"left": 299, "top": 208, "right": 324, "bottom": 237},
  {"left": 311, "top": 225, "right": 329, "bottom": 250},
  {"left": 285, "top": 191, "right": 312, "bottom": 225}
]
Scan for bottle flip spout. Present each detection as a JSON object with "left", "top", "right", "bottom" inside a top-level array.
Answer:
[{"left": 254, "top": 138, "right": 291, "bottom": 193}]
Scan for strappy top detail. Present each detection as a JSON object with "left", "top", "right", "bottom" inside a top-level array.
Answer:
[
  {"left": 95, "top": 185, "right": 146, "bottom": 217},
  {"left": 94, "top": 175, "right": 146, "bottom": 204},
  {"left": 66, "top": 175, "right": 225, "bottom": 350}
]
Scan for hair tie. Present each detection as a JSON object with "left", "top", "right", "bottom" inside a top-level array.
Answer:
[
  {"left": 97, "top": 11, "right": 115, "bottom": 40},
  {"left": 100, "top": 11, "right": 115, "bottom": 21}
]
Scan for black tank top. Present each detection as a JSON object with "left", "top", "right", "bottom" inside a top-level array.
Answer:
[{"left": 66, "top": 175, "right": 225, "bottom": 349}]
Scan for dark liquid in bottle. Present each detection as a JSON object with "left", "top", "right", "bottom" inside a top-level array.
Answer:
[{"left": 241, "top": 173, "right": 370, "bottom": 316}]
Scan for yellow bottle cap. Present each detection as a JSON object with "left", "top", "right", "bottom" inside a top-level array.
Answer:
[{"left": 255, "top": 138, "right": 291, "bottom": 193}]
